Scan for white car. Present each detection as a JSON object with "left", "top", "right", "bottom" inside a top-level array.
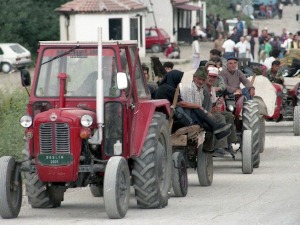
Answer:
[{"left": 0, "top": 43, "right": 31, "bottom": 73}]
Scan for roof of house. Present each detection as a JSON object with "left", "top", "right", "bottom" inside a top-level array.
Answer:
[
  {"left": 56, "top": 0, "right": 147, "bottom": 13},
  {"left": 172, "top": 0, "right": 191, "bottom": 5}
]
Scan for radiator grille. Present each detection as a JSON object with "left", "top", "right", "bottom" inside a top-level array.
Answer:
[{"left": 39, "top": 123, "right": 70, "bottom": 154}]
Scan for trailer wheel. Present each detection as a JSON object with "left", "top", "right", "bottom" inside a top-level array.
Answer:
[
  {"left": 197, "top": 145, "right": 213, "bottom": 186},
  {"left": 172, "top": 151, "right": 188, "bottom": 197},
  {"left": 293, "top": 106, "right": 300, "bottom": 136},
  {"left": 242, "top": 130, "right": 253, "bottom": 174},
  {"left": 243, "top": 100, "right": 260, "bottom": 168},
  {"left": 104, "top": 156, "right": 130, "bottom": 219},
  {"left": 0, "top": 156, "right": 22, "bottom": 219},
  {"left": 132, "top": 112, "right": 172, "bottom": 208}
]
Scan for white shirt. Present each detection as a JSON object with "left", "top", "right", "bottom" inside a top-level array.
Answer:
[
  {"left": 192, "top": 40, "right": 200, "bottom": 57},
  {"left": 235, "top": 41, "right": 248, "bottom": 54},
  {"left": 222, "top": 39, "right": 235, "bottom": 52},
  {"left": 263, "top": 56, "right": 276, "bottom": 69}
]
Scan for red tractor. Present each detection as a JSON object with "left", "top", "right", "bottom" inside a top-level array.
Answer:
[{"left": 0, "top": 40, "right": 173, "bottom": 219}]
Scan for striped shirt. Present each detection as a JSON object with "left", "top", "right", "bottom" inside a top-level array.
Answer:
[{"left": 180, "top": 82, "right": 204, "bottom": 106}]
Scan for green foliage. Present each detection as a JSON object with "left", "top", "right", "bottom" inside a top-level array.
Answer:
[
  {"left": 0, "top": 0, "right": 69, "bottom": 61},
  {"left": 206, "top": 0, "right": 253, "bottom": 29},
  {"left": 207, "top": 0, "right": 234, "bottom": 19},
  {"left": 0, "top": 90, "right": 28, "bottom": 159}
]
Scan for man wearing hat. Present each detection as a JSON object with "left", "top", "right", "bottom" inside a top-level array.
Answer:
[
  {"left": 180, "top": 66, "right": 231, "bottom": 153},
  {"left": 220, "top": 57, "right": 255, "bottom": 99}
]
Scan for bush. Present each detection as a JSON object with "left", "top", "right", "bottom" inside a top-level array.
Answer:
[{"left": 0, "top": 90, "right": 28, "bottom": 159}]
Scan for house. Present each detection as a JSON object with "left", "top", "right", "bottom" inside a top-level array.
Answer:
[
  {"left": 56, "top": 0, "right": 148, "bottom": 56},
  {"left": 141, "top": 0, "right": 206, "bottom": 43},
  {"left": 55, "top": 0, "right": 207, "bottom": 57}
]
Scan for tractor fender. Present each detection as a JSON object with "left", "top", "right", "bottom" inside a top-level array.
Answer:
[
  {"left": 247, "top": 75, "right": 277, "bottom": 117},
  {"left": 253, "top": 96, "right": 268, "bottom": 116},
  {"left": 130, "top": 99, "right": 170, "bottom": 157}
]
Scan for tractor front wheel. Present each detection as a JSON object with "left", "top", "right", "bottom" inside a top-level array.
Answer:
[
  {"left": 258, "top": 116, "right": 266, "bottom": 153},
  {"left": 132, "top": 112, "right": 172, "bottom": 208},
  {"left": 104, "top": 156, "right": 130, "bottom": 219},
  {"left": 0, "top": 156, "right": 22, "bottom": 219},
  {"left": 197, "top": 145, "right": 213, "bottom": 186},
  {"left": 242, "top": 130, "right": 253, "bottom": 174},
  {"left": 90, "top": 184, "right": 103, "bottom": 197},
  {"left": 293, "top": 106, "right": 300, "bottom": 136}
]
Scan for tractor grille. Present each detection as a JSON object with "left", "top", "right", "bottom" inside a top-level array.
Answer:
[{"left": 39, "top": 123, "right": 70, "bottom": 154}]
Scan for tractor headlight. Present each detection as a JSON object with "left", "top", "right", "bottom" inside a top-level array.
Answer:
[
  {"left": 20, "top": 115, "right": 32, "bottom": 128},
  {"left": 282, "top": 87, "right": 287, "bottom": 94},
  {"left": 81, "top": 115, "right": 93, "bottom": 127},
  {"left": 227, "top": 104, "right": 235, "bottom": 112}
]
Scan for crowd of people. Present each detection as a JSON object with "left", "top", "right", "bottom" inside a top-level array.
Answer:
[
  {"left": 142, "top": 15, "right": 300, "bottom": 154},
  {"left": 143, "top": 43, "right": 264, "bottom": 157}
]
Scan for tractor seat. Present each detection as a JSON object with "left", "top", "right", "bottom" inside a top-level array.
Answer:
[
  {"left": 171, "top": 125, "right": 205, "bottom": 147},
  {"left": 172, "top": 125, "right": 202, "bottom": 138}
]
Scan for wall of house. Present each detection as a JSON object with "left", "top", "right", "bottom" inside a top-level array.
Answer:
[
  {"left": 142, "top": 0, "right": 174, "bottom": 41},
  {"left": 59, "top": 13, "right": 146, "bottom": 57},
  {"left": 141, "top": 0, "right": 206, "bottom": 43}
]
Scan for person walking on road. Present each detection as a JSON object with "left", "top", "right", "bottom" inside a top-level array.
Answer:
[
  {"left": 222, "top": 36, "right": 236, "bottom": 60},
  {"left": 192, "top": 36, "right": 201, "bottom": 69},
  {"left": 235, "top": 36, "right": 249, "bottom": 58}
]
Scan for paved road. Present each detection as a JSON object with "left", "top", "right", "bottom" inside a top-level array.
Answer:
[{"left": 1, "top": 132, "right": 300, "bottom": 225}]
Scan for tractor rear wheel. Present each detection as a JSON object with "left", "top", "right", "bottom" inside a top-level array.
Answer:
[
  {"left": 242, "top": 100, "right": 260, "bottom": 168},
  {"left": 22, "top": 146, "right": 62, "bottom": 208},
  {"left": 172, "top": 151, "right": 188, "bottom": 197},
  {"left": 132, "top": 112, "right": 172, "bottom": 208},
  {"left": 293, "top": 106, "right": 300, "bottom": 136},
  {"left": 104, "top": 156, "right": 130, "bottom": 219},
  {"left": 0, "top": 156, "right": 22, "bottom": 219},
  {"left": 242, "top": 130, "right": 253, "bottom": 174},
  {"left": 197, "top": 145, "right": 213, "bottom": 186}
]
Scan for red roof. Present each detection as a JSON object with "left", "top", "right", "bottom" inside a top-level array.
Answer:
[{"left": 56, "top": 0, "right": 147, "bottom": 13}]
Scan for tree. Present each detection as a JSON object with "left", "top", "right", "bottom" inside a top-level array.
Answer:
[{"left": 0, "top": 0, "right": 69, "bottom": 60}]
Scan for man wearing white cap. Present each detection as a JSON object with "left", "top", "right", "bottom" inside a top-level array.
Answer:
[{"left": 205, "top": 66, "right": 237, "bottom": 157}]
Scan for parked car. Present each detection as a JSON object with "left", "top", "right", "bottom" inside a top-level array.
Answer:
[
  {"left": 0, "top": 43, "right": 31, "bottom": 73},
  {"left": 145, "top": 28, "right": 170, "bottom": 53}
]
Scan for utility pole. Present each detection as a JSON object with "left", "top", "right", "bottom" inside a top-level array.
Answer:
[{"left": 149, "top": 0, "right": 157, "bottom": 28}]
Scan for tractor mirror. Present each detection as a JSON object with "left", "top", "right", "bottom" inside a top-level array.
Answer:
[
  {"left": 20, "top": 69, "right": 31, "bottom": 87},
  {"left": 116, "top": 72, "right": 128, "bottom": 90}
]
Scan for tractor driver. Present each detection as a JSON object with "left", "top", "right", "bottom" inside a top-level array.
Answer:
[
  {"left": 75, "top": 56, "right": 120, "bottom": 97},
  {"left": 266, "top": 60, "right": 284, "bottom": 85},
  {"left": 220, "top": 56, "right": 255, "bottom": 100}
]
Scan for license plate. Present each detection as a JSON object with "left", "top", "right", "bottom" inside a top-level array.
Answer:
[{"left": 38, "top": 154, "right": 72, "bottom": 165}]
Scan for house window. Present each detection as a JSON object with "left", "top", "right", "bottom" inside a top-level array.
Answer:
[
  {"left": 130, "top": 18, "right": 138, "bottom": 41},
  {"left": 177, "top": 10, "right": 191, "bottom": 28},
  {"left": 109, "top": 18, "right": 122, "bottom": 40}
]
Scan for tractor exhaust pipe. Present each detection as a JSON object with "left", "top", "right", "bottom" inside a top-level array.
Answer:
[{"left": 89, "top": 27, "right": 104, "bottom": 145}]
